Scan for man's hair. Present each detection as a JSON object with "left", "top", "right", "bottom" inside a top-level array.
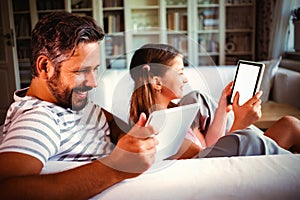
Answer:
[{"left": 31, "top": 11, "right": 104, "bottom": 77}]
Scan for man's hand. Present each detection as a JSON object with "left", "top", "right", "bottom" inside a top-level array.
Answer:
[
  {"left": 100, "top": 113, "right": 158, "bottom": 175},
  {"left": 230, "top": 90, "right": 263, "bottom": 131}
]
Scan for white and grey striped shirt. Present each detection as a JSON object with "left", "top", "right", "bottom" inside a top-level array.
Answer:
[{"left": 0, "top": 88, "right": 114, "bottom": 165}]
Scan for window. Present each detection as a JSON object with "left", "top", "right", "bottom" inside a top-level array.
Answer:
[{"left": 285, "top": 0, "right": 300, "bottom": 52}]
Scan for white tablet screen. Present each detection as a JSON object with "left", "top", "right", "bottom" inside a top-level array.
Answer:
[{"left": 229, "top": 61, "right": 265, "bottom": 105}]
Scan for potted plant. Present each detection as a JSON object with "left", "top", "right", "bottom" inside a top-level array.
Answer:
[{"left": 291, "top": 7, "right": 300, "bottom": 51}]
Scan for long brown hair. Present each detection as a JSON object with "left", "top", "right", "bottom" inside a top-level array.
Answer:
[{"left": 129, "top": 43, "right": 182, "bottom": 124}]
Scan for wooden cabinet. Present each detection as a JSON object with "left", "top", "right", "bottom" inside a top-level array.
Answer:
[
  {"left": 224, "top": 0, "right": 256, "bottom": 65},
  {"left": 11, "top": 0, "right": 256, "bottom": 87}
]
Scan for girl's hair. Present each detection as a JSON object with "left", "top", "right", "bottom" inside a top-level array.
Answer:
[
  {"left": 129, "top": 43, "right": 182, "bottom": 124},
  {"left": 31, "top": 11, "right": 104, "bottom": 77}
]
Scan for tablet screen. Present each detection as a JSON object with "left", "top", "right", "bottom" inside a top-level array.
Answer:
[{"left": 229, "top": 60, "right": 265, "bottom": 105}]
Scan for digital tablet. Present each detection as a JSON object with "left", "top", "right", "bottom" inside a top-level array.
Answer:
[
  {"left": 228, "top": 60, "right": 265, "bottom": 105},
  {"left": 145, "top": 103, "right": 200, "bottom": 162}
]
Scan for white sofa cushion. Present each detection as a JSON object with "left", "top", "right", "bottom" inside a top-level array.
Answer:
[
  {"left": 41, "top": 154, "right": 300, "bottom": 200},
  {"left": 259, "top": 58, "right": 281, "bottom": 102},
  {"left": 271, "top": 68, "right": 300, "bottom": 108}
]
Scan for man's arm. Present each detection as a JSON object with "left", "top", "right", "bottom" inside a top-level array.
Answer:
[
  {"left": 0, "top": 114, "right": 158, "bottom": 199},
  {"left": 0, "top": 152, "right": 131, "bottom": 199}
]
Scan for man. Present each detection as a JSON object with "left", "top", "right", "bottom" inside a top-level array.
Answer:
[{"left": 0, "top": 11, "right": 158, "bottom": 199}]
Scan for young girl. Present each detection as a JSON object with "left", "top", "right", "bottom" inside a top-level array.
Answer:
[{"left": 129, "top": 43, "right": 300, "bottom": 159}]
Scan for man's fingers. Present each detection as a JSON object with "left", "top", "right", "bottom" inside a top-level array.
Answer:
[{"left": 136, "top": 112, "right": 147, "bottom": 127}]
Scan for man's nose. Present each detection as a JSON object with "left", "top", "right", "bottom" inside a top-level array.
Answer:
[{"left": 85, "top": 70, "right": 98, "bottom": 88}]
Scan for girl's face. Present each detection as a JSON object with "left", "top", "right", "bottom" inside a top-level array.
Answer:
[{"left": 160, "top": 55, "right": 188, "bottom": 101}]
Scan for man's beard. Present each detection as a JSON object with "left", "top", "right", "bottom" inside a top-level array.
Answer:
[{"left": 47, "top": 74, "right": 92, "bottom": 111}]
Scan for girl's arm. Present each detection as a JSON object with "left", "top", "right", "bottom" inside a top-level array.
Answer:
[{"left": 205, "top": 82, "right": 233, "bottom": 147}]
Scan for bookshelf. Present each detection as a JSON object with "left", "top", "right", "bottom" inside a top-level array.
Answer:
[
  {"left": 193, "top": 0, "right": 223, "bottom": 66},
  {"left": 123, "top": 0, "right": 255, "bottom": 68},
  {"left": 12, "top": 0, "right": 32, "bottom": 88},
  {"left": 224, "top": 0, "right": 256, "bottom": 65},
  {"left": 166, "top": 0, "right": 188, "bottom": 58},
  {"left": 102, "top": 0, "right": 126, "bottom": 69},
  {"left": 11, "top": 0, "right": 256, "bottom": 84},
  {"left": 124, "top": 0, "right": 162, "bottom": 67}
]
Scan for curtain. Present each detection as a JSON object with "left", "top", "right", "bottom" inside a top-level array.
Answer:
[{"left": 268, "top": 0, "right": 294, "bottom": 59}]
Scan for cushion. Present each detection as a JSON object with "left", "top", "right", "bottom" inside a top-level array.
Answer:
[
  {"left": 271, "top": 67, "right": 300, "bottom": 108},
  {"left": 259, "top": 57, "right": 281, "bottom": 102}
]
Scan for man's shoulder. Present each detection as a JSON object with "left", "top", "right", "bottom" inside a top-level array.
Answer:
[{"left": 6, "top": 90, "right": 68, "bottom": 127}]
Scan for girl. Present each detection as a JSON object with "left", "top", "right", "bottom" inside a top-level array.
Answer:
[{"left": 129, "top": 43, "right": 300, "bottom": 159}]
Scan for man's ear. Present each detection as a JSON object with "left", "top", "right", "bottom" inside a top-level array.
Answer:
[
  {"left": 152, "top": 76, "right": 162, "bottom": 90},
  {"left": 36, "top": 55, "right": 54, "bottom": 79}
]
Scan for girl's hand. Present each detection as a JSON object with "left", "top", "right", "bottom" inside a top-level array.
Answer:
[
  {"left": 230, "top": 90, "right": 263, "bottom": 131},
  {"left": 218, "top": 81, "right": 233, "bottom": 113}
]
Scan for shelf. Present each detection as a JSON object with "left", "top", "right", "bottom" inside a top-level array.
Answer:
[
  {"left": 11, "top": 0, "right": 256, "bottom": 72},
  {"left": 167, "top": 31, "right": 188, "bottom": 34},
  {"left": 130, "top": 6, "right": 159, "bottom": 10},
  {"left": 37, "top": 9, "right": 65, "bottom": 13},
  {"left": 14, "top": 11, "right": 30, "bottom": 14},
  {"left": 198, "top": 30, "right": 220, "bottom": 34},
  {"left": 226, "top": 51, "right": 253, "bottom": 55},
  {"left": 103, "top": 7, "right": 124, "bottom": 11},
  {"left": 197, "top": 4, "right": 219, "bottom": 8},
  {"left": 198, "top": 52, "right": 220, "bottom": 56},
  {"left": 72, "top": 8, "right": 93, "bottom": 12},
  {"left": 166, "top": 5, "right": 187, "bottom": 8},
  {"left": 225, "top": 3, "right": 254, "bottom": 7},
  {"left": 226, "top": 29, "right": 254, "bottom": 33}
]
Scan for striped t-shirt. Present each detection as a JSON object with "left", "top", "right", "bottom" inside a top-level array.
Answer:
[{"left": 0, "top": 88, "right": 114, "bottom": 165}]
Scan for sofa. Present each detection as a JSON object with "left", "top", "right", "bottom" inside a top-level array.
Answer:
[
  {"left": 90, "top": 64, "right": 300, "bottom": 128},
  {"left": 1, "top": 65, "right": 300, "bottom": 199}
]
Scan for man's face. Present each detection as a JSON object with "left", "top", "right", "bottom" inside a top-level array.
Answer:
[{"left": 47, "top": 42, "right": 100, "bottom": 110}]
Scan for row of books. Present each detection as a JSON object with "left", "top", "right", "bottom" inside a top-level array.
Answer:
[
  {"left": 226, "top": 34, "right": 251, "bottom": 52},
  {"left": 199, "top": 9, "right": 219, "bottom": 30},
  {"left": 12, "top": 0, "right": 29, "bottom": 12},
  {"left": 167, "top": 12, "right": 188, "bottom": 31},
  {"left": 19, "top": 61, "right": 32, "bottom": 85},
  {"left": 104, "top": 14, "right": 124, "bottom": 33},
  {"left": 71, "top": 0, "right": 92, "bottom": 9},
  {"left": 17, "top": 45, "right": 31, "bottom": 60},
  {"left": 198, "top": 38, "right": 219, "bottom": 53},
  {"left": 105, "top": 36, "right": 125, "bottom": 56},
  {"left": 226, "top": 9, "right": 253, "bottom": 29},
  {"left": 103, "top": 0, "right": 123, "bottom": 7},
  {"left": 168, "top": 36, "right": 188, "bottom": 53},
  {"left": 14, "top": 15, "right": 31, "bottom": 37},
  {"left": 36, "top": 0, "right": 65, "bottom": 10}
]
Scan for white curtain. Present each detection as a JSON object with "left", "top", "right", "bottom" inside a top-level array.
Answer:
[{"left": 268, "top": 0, "right": 295, "bottom": 59}]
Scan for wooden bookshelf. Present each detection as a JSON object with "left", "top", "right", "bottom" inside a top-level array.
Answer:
[{"left": 11, "top": 0, "right": 256, "bottom": 74}]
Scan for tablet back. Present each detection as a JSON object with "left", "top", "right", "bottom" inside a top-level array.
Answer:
[{"left": 146, "top": 103, "right": 200, "bottom": 162}]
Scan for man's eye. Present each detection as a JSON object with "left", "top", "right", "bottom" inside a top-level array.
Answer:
[{"left": 76, "top": 69, "right": 88, "bottom": 74}]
